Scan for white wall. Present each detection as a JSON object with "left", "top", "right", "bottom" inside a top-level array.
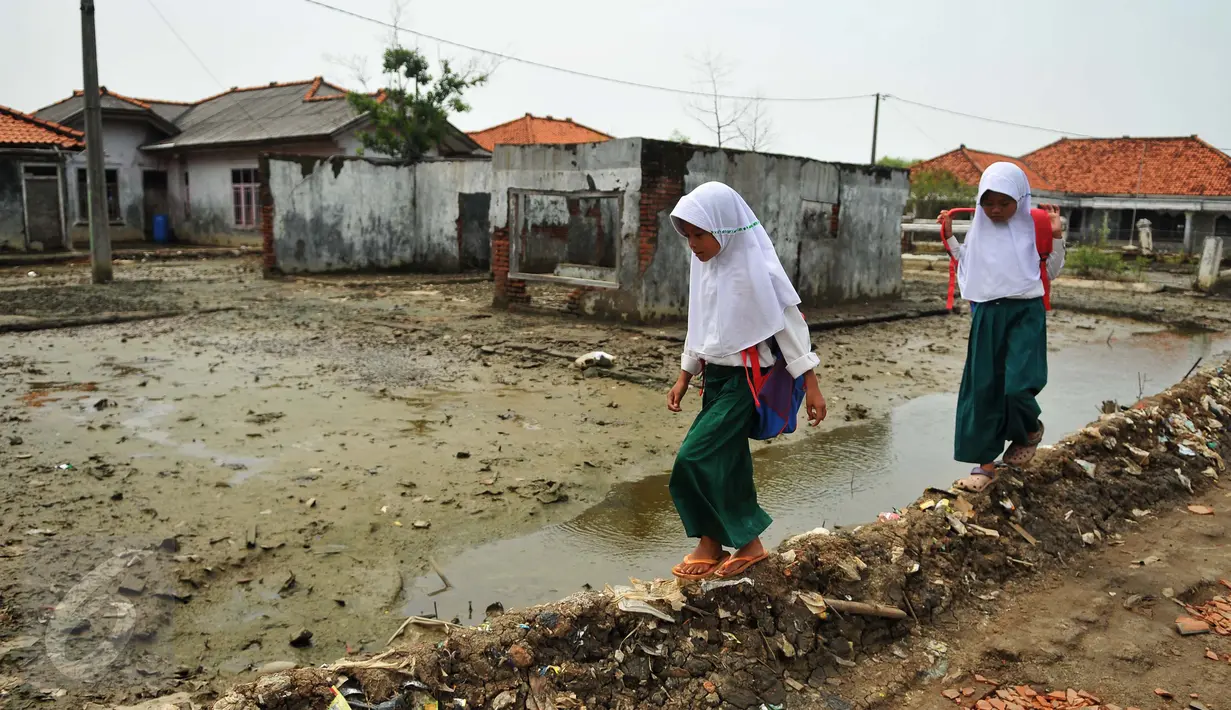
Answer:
[{"left": 66, "top": 117, "right": 168, "bottom": 244}]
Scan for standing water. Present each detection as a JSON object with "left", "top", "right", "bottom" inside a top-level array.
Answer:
[{"left": 403, "top": 328, "right": 1231, "bottom": 622}]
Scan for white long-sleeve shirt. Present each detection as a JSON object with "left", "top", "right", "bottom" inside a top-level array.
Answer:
[
  {"left": 946, "top": 236, "right": 1067, "bottom": 300},
  {"left": 681, "top": 305, "right": 820, "bottom": 379}
]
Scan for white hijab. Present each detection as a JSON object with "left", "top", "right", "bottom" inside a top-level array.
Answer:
[
  {"left": 670, "top": 182, "right": 801, "bottom": 359},
  {"left": 958, "top": 162, "right": 1043, "bottom": 303}
]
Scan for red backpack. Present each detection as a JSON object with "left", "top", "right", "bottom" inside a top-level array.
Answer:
[{"left": 938, "top": 207, "right": 1054, "bottom": 311}]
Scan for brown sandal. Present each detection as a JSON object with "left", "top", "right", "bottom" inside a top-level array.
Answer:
[
  {"left": 1004, "top": 422, "right": 1045, "bottom": 467},
  {"left": 714, "top": 552, "right": 769, "bottom": 578},
  {"left": 953, "top": 466, "right": 998, "bottom": 493}
]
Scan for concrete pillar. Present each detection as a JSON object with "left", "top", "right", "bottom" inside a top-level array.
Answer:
[
  {"left": 1136, "top": 218, "right": 1153, "bottom": 253},
  {"left": 1183, "top": 211, "right": 1195, "bottom": 254},
  {"left": 1197, "top": 236, "right": 1223, "bottom": 291}
]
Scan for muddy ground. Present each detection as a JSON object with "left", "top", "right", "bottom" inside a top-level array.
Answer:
[{"left": 1, "top": 257, "right": 1230, "bottom": 708}]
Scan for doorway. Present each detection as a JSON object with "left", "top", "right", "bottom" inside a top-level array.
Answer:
[
  {"left": 21, "top": 164, "right": 64, "bottom": 251},
  {"left": 142, "top": 170, "right": 169, "bottom": 239}
]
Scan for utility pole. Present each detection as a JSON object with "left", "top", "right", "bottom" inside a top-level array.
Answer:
[
  {"left": 81, "top": 0, "right": 112, "bottom": 283},
  {"left": 870, "top": 93, "right": 881, "bottom": 165}
]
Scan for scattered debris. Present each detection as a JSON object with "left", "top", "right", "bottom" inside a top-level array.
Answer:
[{"left": 1187, "top": 504, "right": 1215, "bottom": 515}]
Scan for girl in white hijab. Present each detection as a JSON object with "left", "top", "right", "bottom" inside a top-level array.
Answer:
[
  {"left": 945, "top": 162, "right": 1066, "bottom": 492},
  {"left": 665, "top": 182, "right": 826, "bottom": 580}
]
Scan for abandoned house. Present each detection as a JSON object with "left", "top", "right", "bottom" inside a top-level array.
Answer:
[
  {"left": 0, "top": 105, "right": 83, "bottom": 252},
  {"left": 28, "top": 79, "right": 487, "bottom": 251},
  {"left": 490, "top": 138, "right": 909, "bottom": 322},
  {"left": 912, "top": 136, "right": 1231, "bottom": 251},
  {"left": 466, "top": 113, "right": 611, "bottom": 152}
]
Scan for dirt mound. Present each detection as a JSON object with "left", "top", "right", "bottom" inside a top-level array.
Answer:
[{"left": 211, "top": 366, "right": 1231, "bottom": 710}]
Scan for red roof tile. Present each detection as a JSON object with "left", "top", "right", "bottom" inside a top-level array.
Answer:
[
  {"left": 0, "top": 104, "right": 84, "bottom": 149},
  {"left": 910, "top": 146, "right": 1052, "bottom": 190},
  {"left": 467, "top": 113, "right": 611, "bottom": 152},
  {"left": 1023, "top": 136, "right": 1231, "bottom": 197}
]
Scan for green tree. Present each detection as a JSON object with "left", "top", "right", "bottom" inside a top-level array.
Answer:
[
  {"left": 909, "top": 169, "right": 977, "bottom": 219},
  {"left": 876, "top": 156, "right": 916, "bottom": 169},
  {"left": 347, "top": 47, "right": 486, "bottom": 164}
]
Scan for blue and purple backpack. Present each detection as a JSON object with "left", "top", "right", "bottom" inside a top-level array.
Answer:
[{"left": 740, "top": 339, "right": 806, "bottom": 440}]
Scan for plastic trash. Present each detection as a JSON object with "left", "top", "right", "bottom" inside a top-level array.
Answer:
[
  {"left": 616, "top": 598, "right": 674, "bottom": 623},
  {"left": 700, "top": 577, "right": 754, "bottom": 593},
  {"left": 574, "top": 351, "right": 614, "bottom": 369},
  {"left": 877, "top": 511, "right": 901, "bottom": 522}
]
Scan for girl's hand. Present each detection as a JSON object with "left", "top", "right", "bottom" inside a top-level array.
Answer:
[
  {"left": 1043, "top": 203, "right": 1064, "bottom": 237},
  {"left": 667, "top": 373, "right": 691, "bottom": 413},
  {"left": 803, "top": 372, "right": 827, "bottom": 426}
]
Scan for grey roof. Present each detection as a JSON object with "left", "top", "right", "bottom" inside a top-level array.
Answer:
[
  {"left": 145, "top": 82, "right": 357, "bottom": 149},
  {"left": 32, "top": 79, "right": 486, "bottom": 155},
  {"left": 34, "top": 91, "right": 185, "bottom": 133}
]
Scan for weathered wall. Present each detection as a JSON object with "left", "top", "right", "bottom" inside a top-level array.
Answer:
[
  {"left": 66, "top": 116, "right": 166, "bottom": 246},
  {"left": 168, "top": 142, "right": 339, "bottom": 248},
  {"left": 489, "top": 138, "right": 908, "bottom": 321},
  {"left": 489, "top": 140, "right": 643, "bottom": 307},
  {"left": 635, "top": 142, "right": 906, "bottom": 319},
  {"left": 266, "top": 155, "right": 492, "bottom": 273},
  {"left": 0, "top": 158, "right": 23, "bottom": 251}
]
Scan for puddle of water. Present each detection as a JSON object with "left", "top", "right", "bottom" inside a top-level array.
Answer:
[
  {"left": 122, "top": 400, "right": 269, "bottom": 483},
  {"left": 403, "top": 329, "right": 1231, "bottom": 623}
]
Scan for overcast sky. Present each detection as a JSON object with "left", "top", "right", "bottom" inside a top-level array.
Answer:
[{"left": 3, "top": 0, "right": 1229, "bottom": 163}]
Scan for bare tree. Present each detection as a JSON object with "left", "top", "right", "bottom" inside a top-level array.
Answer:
[
  {"left": 736, "top": 96, "right": 774, "bottom": 152},
  {"left": 686, "top": 50, "right": 749, "bottom": 148}
]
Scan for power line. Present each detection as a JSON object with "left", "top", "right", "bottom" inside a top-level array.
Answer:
[
  {"left": 301, "top": 0, "right": 875, "bottom": 104},
  {"left": 144, "top": 0, "right": 274, "bottom": 133},
  {"left": 883, "top": 95, "right": 1093, "bottom": 138}
]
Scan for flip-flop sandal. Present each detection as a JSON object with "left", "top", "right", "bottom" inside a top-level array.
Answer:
[
  {"left": 672, "top": 551, "right": 731, "bottom": 581},
  {"left": 953, "top": 466, "right": 997, "bottom": 493},
  {"left": 714, "top": 552, "right": 769, "bottom": 579},
  {"left": 1004, "top": 422, "right": 1045, "bottom": 467}
]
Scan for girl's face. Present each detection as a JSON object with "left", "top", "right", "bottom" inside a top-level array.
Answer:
[
  {"left": 680, "top": 221, "right": 722, "bottom": 262},
  {"left": 980, "top": 190, "right": 1018, "bottom": 223}
]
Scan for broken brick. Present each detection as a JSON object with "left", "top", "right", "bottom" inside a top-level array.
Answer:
[
  {"left": 1186, "top": 504, "right": 1215, "bottom": 515},
  {"left": 1017, "top": 686, "right": 1038, "bottom": 697},
  {"left": 1207, "top": 649, "right": 1220, "bottom": 661},
  {"left": 1154, "top": 688, "right": 1173, "bottom": 699},
  {"left": 1048, "top": 691, "right": 1068, "bottom": 701},
  {"left": 977, "top": 701, "right": 993, "bottom": 710},
  {"left": 963, "top": 688, "right": 977, "bottom": 697},
  {"left": 1176, "top": 616, "right": 1212, "bottom": 635},
  {"left": 990, "top": 699, "right": 1006, "bottom": 710},
  {"left": 1066, "top": 689, "right": 1080, "bottom": 705},
  {"left": 943, "top": 689, "right": 962, "bottom": 700}
]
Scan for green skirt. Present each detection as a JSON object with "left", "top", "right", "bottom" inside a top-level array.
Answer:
[
  {"left": 955, "top": 297, "right": 1048, "bottom": 464},
  {"left": 670, "top": 364, "right": 772, "bottom": 549}
]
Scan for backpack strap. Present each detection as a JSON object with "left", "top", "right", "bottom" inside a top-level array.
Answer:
[
  {"left": 1029, "top": 208, "right": 1054, "bottom": 311},
  {"left": 741, "top": 347, "right": 765, "bottom": 408}
]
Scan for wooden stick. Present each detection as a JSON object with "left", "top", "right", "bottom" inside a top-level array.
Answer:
[
  {"left": 0, "top": 307, "right": 236, "bottom": 334},
  {"left": 822, "top": 598, "right": 908, "bottom": 620}
]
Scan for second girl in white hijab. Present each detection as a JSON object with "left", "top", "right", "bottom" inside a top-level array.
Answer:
[{"left": 945, "top": 162, "right": 1066, "bottom": 492}]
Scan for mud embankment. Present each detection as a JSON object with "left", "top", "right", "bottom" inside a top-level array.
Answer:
[{"left": 209, "top": 365, "right": 1231, "bottom": 710}]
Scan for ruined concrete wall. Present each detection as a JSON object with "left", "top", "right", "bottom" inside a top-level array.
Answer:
[
  {"left": 0, "top": 158, "right": 23, "bottom": 251},
  {"left": 489, "top": 140, "right": 642, "bottom": 308},
  {"left": 414, "top": 159, "right": 493, "bottom": 270},
  {"left": 636, "top": 140, "right": 907, "bottom": 320},
  {"left": 819, "top": 165, "right": 906, "bottom": 302},
  {"left": 267, "top": 156, "right": 491, "bottom": 273}
]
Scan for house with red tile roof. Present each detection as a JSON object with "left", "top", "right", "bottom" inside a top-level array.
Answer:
[
  {"left": 28, "top": 78, "right": 486, "bottom": 250},
  {"left": 0, "top": 105, "right": 84, "bottom": 251},
  {"left": 913, "top": 136, "right": 1231, "bottom": 250},
  {"left": 467, "top": 114, "right": 611, "bottom": 152}
]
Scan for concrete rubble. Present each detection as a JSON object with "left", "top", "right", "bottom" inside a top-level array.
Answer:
[{"left": 210, "top": 365, "right": 1231, "bottom": 710}]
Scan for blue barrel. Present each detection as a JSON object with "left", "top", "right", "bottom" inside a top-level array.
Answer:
[{"left": 152, "top": 214, "right": 170, "bottom": 244}]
